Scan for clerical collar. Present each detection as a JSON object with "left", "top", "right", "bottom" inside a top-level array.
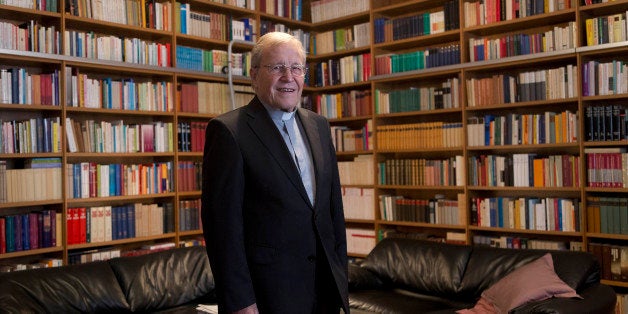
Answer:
[{"left": 262, "top": 102, "right": 297, "bottom": 123}]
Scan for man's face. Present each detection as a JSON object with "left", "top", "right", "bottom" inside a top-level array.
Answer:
[{"left": 251, "top": 43, "right": 305, "bottom": 112}]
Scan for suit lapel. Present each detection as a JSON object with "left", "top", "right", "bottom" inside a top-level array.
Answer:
[{"left": 245, "top": 99, "right": 312, "bottom": 207}]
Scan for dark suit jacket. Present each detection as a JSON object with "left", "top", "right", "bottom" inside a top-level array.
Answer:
[{"left": 201, "top": 97, "right": 349, "bottom": 314}]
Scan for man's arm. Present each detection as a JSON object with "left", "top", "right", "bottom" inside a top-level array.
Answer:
[{"left": 201, "top": 119, "right": 256, "bottom": 312}]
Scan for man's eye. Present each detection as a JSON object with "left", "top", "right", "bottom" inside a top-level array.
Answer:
[{"left": 272, "top": 65, "right": 283, "bottom": 71}]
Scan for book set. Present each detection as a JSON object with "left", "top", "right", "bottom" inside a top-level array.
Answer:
[
  {"left": 378, "top": 156, "right": 466, "bottom": 187},
  {"left": 66, "top": 203, "right": 173, "bottom": 244},
  {"left": 378, "top": 194, "right": 465, "bottom": 226},
  {"left": 375, "top": 77, "right": 460, "bottom": 114},
  {"left": 468, "top": 153, "right": 580, "bottom": 187},
  {"left": 310, "top": 89, "right": 372, "bottom": 119},
  {"left": 65, "top": 162, "right": 173, "bottom": 198}
]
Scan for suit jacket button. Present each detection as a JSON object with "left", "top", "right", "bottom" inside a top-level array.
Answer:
[{"left": 307, "top": 255, "right": 316, "bottom": 262}]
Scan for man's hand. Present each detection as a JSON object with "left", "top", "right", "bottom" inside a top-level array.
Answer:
[{"left": 233, "top": 303, "right": 259, "bottom": 314}]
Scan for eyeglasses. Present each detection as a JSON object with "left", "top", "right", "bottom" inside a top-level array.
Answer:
[{"left": 260, "top": 64, "right": 308, "bottom": 77}]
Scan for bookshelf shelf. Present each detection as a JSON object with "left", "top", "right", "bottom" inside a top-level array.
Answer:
[
  {"left": 379, "top": 220, "right": 467, "bottom": 230},
  {"left": 463, "top": 9, "right": 576, "bottom": 35},
  {"left": 65, "top": 193, "right": 176, "bottom": 205},
  {"left": 67, "top": 233, "right": 177, "bottom": 250},
  {"left": 0, "top": 246, "right": 64, "bottom": 259},
  {"left": 373, "top": 30, "right": 461, "bottom": 52},
  {"left": 0, "top": 200, "right": 63, "bottom": 209},
  {"left": 469, "top": 226, "right": 583, "bottom": 237}
]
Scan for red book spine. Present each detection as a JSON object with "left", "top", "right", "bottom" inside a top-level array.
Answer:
[
  {"left": 79, "top": 207, "right": 87, "bottom": 244},
  {"left": 0, "top": 217, "right": 6, "bottom": 253}
]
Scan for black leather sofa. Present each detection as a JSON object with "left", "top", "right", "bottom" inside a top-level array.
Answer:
[
  {"left": 349, "top": 237, "right": 617, "bottom": 314},
  {"left": 0, "top": 246, "right": 216, "bottom": 313}
]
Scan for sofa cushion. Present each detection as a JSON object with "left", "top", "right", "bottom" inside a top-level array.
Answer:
[
  {"left": 458, "top": 246, "right": 600, "bottom": 302},
  {"left": 0, "top": 261, "right": 130, "bottom": 313},
  {"left": 461, "top": 253, "right": 581, "bottom": 314},
  {"left": 108, "top": 246, "right": 215, "bottom": 312},
  {"left": 360, "top": 238, "right": 472, "bottom": 297}
]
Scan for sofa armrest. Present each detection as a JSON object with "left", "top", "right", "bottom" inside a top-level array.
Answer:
[
  {"left": 510, "top": 283, "right": 616, "bottom": 314},
  {"left": 348, "top": 263, "right": 385, "bottom": 291}
]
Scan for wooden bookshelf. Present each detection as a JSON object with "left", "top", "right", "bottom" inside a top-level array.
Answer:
[{"left": 3, "top": 0, "right": 628, "bottom": 288}]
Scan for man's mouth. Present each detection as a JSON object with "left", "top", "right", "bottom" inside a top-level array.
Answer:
[{"left": 277, "top": 88, "right": 295, "bottom": 92}]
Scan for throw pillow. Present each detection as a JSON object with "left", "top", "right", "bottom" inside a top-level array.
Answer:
[{"left": 457, "top": 253, "right": 581, "bottom": 314}]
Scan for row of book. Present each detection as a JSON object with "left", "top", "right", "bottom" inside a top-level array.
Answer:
[
  {"left": 587, "top": 196, "right": 628, "bottom": 235},
  {"left": 67, "top": 203, "right": 173, "bottom": 244},
  {"left": 378, "top": 194, "right": 465, "bottom": 226},
  {"left": 330, "top": 120, "right": 372, "bottom": 152},
  {"left": 212, "top": 0, "right": 253, "bottom": 9},
  {"left": 258, "top": 23, "right": 309, "bottom": 53},
  {"left": 585, "top": 105, "right": 628, "bottom": 142},
  {"left": 311, "top": 53, "right": 371, "bottom": 87},
  {"left": 585, "top": 12, "right": 628, "bottom": 46},
  {"left": 65, "top": 67, "right": 174, "bottom": 111},
  {"left": 0, "top": 19, "right": 60, "bottom": 54},
  {"left": 177, "top": 161, "right": 201, "bottom": 192},
  {"left": 589, "top": 243, "right": 628, "bottom": 282},
  {"left": 473, "top": 235, "right": 580, "bottom": 251},
  {"left": 0, "top": 117, "right": 61, "bottom": 154},
  {"left": 0, "top": 67, "right": 60, "bottom": 106},
  {"left": 377, "top": 156, "right": 465, "bottom": 187},
  {"left": 67, "top": 241, "right": 172, "bottom": 265},
  {"left": 374, "top": 78, "right": 460, "bottom": 114},
  {"left": 175, "top": 45, "right": 249, "bottom": 76},
  {"left": 65, "top": 118, "right": 173, "bottom": 153},
  {"left": 1, "top": 159, "right": 62, "bottom": 203},
  {"left": 310, "top": 22, "right": 370, "bottom": 55},
  {"left": 585, "top": 148, "right": 628, "bottom": 188},
  {"left": 468, "top": 154, "right": 581, "bottom": 187},
  {"left": 66, "top": 239, "right": 205, "bottom": 265},
  {"left": 376, "top": 121, "right": 464, "bottom": 150},
  {"left": 345, "top": 227, "right": 375, "bottom": 255},
  {"left": 342, "top": 187, "right": 374, "bottom": 220},
  {"left": 373, "top": 0, "right": 460, "bottom": 44},
  {"left": 464, "top": 0, "right": 574, "bottom": 27},
  {"left": 67, "top": 0, "right": 171, "bottom": 31},
  {"left": 177, "top": 122, "right": 207, "bottom": 153},
  {"left": 466, "top": 65, "right": 578, "bottom": 107},
  {"left": 466, "top": 110, "right": 579, "bottom": 146},
  {"left": 175, "top": 2, "right": 238, "bottom": 41},
  {"left": 309, "top": 0, "right": 368, "bottom": 23},
  {"left": 470, "top": 197, "right": 580, "bottom": 232},
  {"left": 179, "top": 199, "right": 201, "bottom": 231},
  {"left": 306, "top": 89, "right": 372, "bottom": 119},
  {"left": 178, "top": 81, "right": 253, "bottom": 114},
  {"left": 0, "top": 209, "right": 60, "bottom": 254},
  {"left": 65, "top": 162, "right": 173, "bottom": 199},
  {"left": 374, "top": 44, "right": 461, "bottom": 76},
  {"left": 63, "top": 30, "right": 171, "bottom": 67},
  {"left": 582, "top": 60, "right": 628, "bottom": 97},
  {"left": 259, "top": 0, "right": 303, "bottom": 21},
  {"left": 337, "top": 155, "right": 374, "bottom": 186},
  {"left": 469, "top": 22, "right": 576, "bottom": 62},
  {"left": 2, "top": 0, "right": 58, "bottom": 11},
  {"left": 0, "top": 257, "right": 62, "bottom": 273}
]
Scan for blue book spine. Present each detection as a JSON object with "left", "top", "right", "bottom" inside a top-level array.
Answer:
[{"left": 127, "top": 205, "right": 135, "bottom": 238}]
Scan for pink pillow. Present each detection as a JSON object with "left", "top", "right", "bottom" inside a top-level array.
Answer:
[{"left": 458, "top": 253, "right": 581, "bottom": 314}]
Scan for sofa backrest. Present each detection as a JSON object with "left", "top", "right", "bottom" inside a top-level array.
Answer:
[
  {"left": 360, "top": 238, "right": 472, "bottom": 297},
  {"left": 108, "top": 246, "right": 215, "bottom": 312},
  {"left": 0, "top": 261, "right": 130, "bottom": 313},
  {"left": 457, "top": 246, "right": 601, "bottom": 302}
]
